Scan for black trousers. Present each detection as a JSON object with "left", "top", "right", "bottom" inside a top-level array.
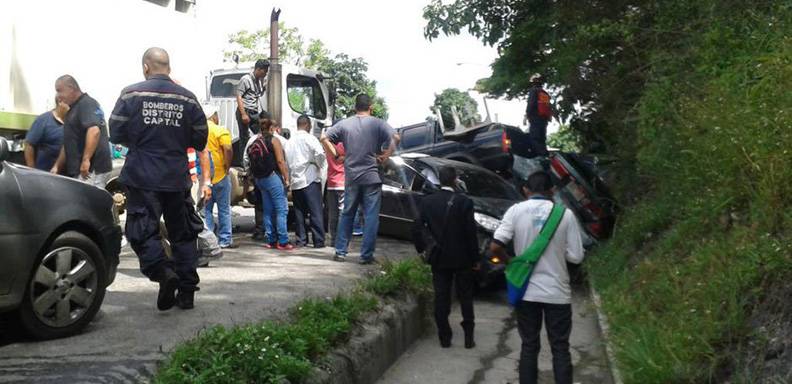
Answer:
[
  {"left": 432, "top": 267, "right": 475, "bottom": 342},
  {"left": 125, "top": 186, "right": 201, "bottom": 292},
  {"left": 293, "top": 181, "right": 325, "bottom": 247},
  {"left": 528, "top": 118, "right": 549, "bottom": 157},
  {"left": 232, "top": 108, "right": 259, "bottom": 167},
  {"left": 516, "top": 301, "right": 573, "bottom": 384}
]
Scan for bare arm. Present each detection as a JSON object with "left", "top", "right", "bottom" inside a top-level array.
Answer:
[
  {"left": 377, "top": 133, "right": 401, "bottom": 164},
  {"left": 222, "top": 144, "right": 233, "bottom": 174},
  {"left": 24, "top": 143, "right": 36, "bottom": 168},
  {"left": 51, "top": 147, "right": 65, "bottom": 174},
  {"left": 320, "top": 135, "right": 338, "bottom": 159},
  {"left": 80, "top": 126, "right": 100, "bottom": 177},
  {"left": 271, "top": 138, "right": 290, "bottom": 187},
  {"left": 198, "top": 150, "right": 212, "bottom": 202}
]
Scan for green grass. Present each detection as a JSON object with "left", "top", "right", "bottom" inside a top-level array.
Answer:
[
  {"left": 154, "top": 258, "right": 431, "bottom": 384},
  {"left": 586, "top": 4, "right": 792, "bottom": 382}
]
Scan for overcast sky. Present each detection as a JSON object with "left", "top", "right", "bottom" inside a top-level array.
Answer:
[
  {"left": 198, "top": 0, "right": 530, "bottom": 128},
  {"left": 4, "top": 0, "right": 534, "bottom": 130}
]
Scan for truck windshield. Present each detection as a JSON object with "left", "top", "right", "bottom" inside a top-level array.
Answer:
[
  {"left": 210, "top": 73, "right": 245, "bottom": 98},
  {"left": 287, "top": 74, "right": 327, "bottom": 120}
]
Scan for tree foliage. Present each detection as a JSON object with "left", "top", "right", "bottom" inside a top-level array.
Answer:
[
  {"left": 225, "top": 25, "right": 388, "bottom": 119},
  {"left": 425, "top": 2, "right": 792, "bottom": 383},
  {"left": 546, "top": 124, "right": 580, "bottom": 152},
  {"left": 431, "top": 88, "right": 480, "bottom": 130}
]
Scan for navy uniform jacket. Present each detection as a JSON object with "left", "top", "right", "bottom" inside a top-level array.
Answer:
[{"left": 109, "top": 74, "right": 208, "bottom": 192}]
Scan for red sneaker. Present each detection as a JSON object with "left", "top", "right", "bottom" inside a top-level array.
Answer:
[{"left": 276, "top": 243, "right": 295, "bottom": 251}]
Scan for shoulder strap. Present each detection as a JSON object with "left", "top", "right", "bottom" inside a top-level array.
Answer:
[{"left": 505, "top": 203, "right": 566, "bottom": 287}]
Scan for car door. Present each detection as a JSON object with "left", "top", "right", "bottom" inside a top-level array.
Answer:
[
  {"left": 0, "top": 162, "right": 28, "bottom": 295},
  {"left": 379, "top": 159, "right": 422, "bottom": 240}
]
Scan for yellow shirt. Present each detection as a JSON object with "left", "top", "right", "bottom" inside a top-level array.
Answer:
[{"left": 206, "top": 121, "right": 232, "bottom": 184}]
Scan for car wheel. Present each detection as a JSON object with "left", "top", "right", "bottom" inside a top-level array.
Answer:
[{"left": 18, "top": 231, "right": 107, "bottom": 340}]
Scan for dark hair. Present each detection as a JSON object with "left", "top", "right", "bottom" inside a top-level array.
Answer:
[
  {"left": 255, "top": 59, "right": 270, "bottom": 70},
  {"left": 439, "top": 166, "right": 457, "bottom": 187},
  {"left": 258, "top": 110, "right": 272, "bottom": 120},
  {"left": 354, "top": 94, "right": 372, "bottom": 112},
  {"left": 296, "top": 114, "right": 311, "bottom": 128},
  {"left": 56, "top": 74, "right": 81, "bottom": 91},
  {"left": 524, "top": 171, "right": 553, "bottom": 193}
]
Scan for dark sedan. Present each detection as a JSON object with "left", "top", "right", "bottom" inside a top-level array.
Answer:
[
  {"left": 378, "top": 154, "right": 521, "bottom": 287},
  {"left": 0, "top": 138, "right": 121, "bottom": 339}
]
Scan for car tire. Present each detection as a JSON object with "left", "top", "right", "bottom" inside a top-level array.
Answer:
[{"left": 17, "top": 231, "right": 108, "bottom": 340}]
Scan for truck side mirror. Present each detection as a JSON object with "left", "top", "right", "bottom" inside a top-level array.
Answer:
[{"left": 0, "top": 137, "right": 9, "bottom": 162}]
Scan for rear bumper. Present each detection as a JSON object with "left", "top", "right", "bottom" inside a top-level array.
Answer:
[{"left": 100, "top": 225, "right": 122, "bottom": 286}]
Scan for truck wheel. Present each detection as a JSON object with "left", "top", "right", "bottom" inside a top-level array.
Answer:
[{"left": 18, "top": 231, "right": 107, "bottom": 340}]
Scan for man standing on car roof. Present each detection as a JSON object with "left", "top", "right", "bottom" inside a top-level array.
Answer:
[
  {"left": 109, "top": 47, "right": 208, "bottom": 311},
  {"left": 524, "top": 73, "right": 553, "bottom": 158},
  {"left": 234, "top": 59, "right": 269, "bottom": 165}
]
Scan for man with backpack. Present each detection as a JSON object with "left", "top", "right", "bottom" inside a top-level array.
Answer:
[
  {"left": 246, "top": 114, "right": 293, "bottom": 250},
  {"left": 490, "top": 171, "right": 584, "bottom": 384},
  {"left": 524, "top": 73, "right": 553, "bottom": 157},
  {"left": 412, "top": 166, "right": 480, "bottom": 349}
]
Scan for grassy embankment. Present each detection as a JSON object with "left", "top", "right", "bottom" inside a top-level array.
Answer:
[{"left": 586, "top": 4, "right": 791, "bottom": 383}]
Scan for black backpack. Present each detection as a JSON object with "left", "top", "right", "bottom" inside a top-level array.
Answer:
[{"left": 247, "top": 135, "right": 276, "bottom": 178}]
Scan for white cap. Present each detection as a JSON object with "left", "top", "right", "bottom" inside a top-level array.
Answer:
[{"left": 203, "top": 103, "right": 219, "bottom": 119}]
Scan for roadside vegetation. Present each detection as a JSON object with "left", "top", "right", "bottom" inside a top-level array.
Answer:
[
  {"left": 424, "top": 1, "right": 791, "bottom": 382},
  {"left": 154, "top": 259, "right": 430, "bottom": 384}
]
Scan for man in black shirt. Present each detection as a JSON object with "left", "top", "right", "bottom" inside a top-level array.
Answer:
[
  {"left": 412, "top": 166, "right": 480, "bottom": 349},
  {"left": 52, "top": 75, "right": 113, "bottom": 187},
  {"left": 109, "top": 47, "right": 208, "bottom": 311}
]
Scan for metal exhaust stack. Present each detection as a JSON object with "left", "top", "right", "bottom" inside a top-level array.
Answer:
[{"left": 267, "top": 8, "right": 282, "bottom": 125}]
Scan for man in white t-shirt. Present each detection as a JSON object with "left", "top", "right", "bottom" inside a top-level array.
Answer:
[{"left": 490, "top": 171, "right": 584, "bottom": 384}]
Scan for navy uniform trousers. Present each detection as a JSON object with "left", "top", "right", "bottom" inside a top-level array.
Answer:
[{"left": 125, "top": 186, "right": 202, "bottom": 292}]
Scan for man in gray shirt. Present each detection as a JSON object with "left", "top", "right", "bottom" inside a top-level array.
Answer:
[
  {"left": 321, "top": 94, "right": 400, "bottom": 264},
  {"left": 234, "top": 59, "right": 268, "bottom": 165}
]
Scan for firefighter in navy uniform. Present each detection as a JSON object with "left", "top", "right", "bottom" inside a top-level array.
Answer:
[{"left": 109, "top": 47, "right": 209, "bottom": 311}]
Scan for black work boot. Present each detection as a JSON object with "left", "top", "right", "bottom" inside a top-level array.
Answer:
[
  {"left": 176, "top": 287, "right": 199, "bottom": 310},
  {"left": 462, "top": 322, "right": 475, "bottom": 349},
  {"left": 155, "top": 268, "right": 180, "bottom": 311}
]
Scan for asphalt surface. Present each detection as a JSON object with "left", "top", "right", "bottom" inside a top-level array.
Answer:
[
  {"left": 377, "top": 288, "right": 614, "bottom": 384},
  {"left": 0, "top": 208, "right": 415, "bottom": 383}
]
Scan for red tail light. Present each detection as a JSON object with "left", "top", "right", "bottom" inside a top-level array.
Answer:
[
  {"left": 501, "top": 131, "right": 511, "bottom": 153},
  {"left": 587, "top": 222, "right": 603, "bottom": 237},
  {"left": 550, "top": 158, "right": 570, "bottom": 179}
]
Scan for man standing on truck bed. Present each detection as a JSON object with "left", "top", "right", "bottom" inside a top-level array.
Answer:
[
  {"left": 51, "top": 75, "right": 113, "bottom": 187},
  {"left": 109, "top": 47, "right": 208, "bottom": 311},
  {"left": 321, "top": 94, "right": 401, "bottom": 264},
  {"left": 524, "top": 73, "right": 553, "bottom": 158},
  {"left": 235, "top": 59, "right": 268, "bottom": 165}
]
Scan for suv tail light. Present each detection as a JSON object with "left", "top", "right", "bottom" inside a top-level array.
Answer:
[
  {"left": 587, "top": 222, "right": 603, "bottom": 238},
  {"left": 550, "top": 157, "right": 570, "bottom": 179},
  {"left": 501, "top": 131, "right": 511, "bottom": 153}
]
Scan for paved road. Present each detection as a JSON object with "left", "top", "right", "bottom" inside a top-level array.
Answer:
[
  {"left": 377, "top": 288, "right": 614, "bottom": 384},
  {"left": 0, "top": 208, "right": 414, "bottom": 383}
]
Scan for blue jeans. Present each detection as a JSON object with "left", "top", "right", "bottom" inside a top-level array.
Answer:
[
  {"left": 255, "top": 174, "right": 289, "bottom": 245},
  {"left": 204, "top": 175, "right": 232, "bottom": 246},
  {"left": 353, "top": 208, "right": 364, "bottom": 234},
  {"left": 335, "top": 183, "right": 381, "bottom": 260}
]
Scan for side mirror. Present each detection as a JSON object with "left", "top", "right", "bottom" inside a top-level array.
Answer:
[{"left": 0, "top": 137, "right": 9, "bottom": 162}]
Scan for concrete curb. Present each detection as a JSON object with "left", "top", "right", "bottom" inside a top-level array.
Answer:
[
  {"left": 588, "top": 281, "right": 625, "bottom": 384},
  {"left": 306, "top": 293, "right": 430, "bottom": 384}
]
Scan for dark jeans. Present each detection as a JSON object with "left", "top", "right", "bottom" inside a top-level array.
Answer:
[
  {"left": 232, "top": 108, "right": 259, "bottom": 167},
  {"left": 432, "top": 268, "right": 475, "bottom": 343},
  {"left": 528, "top": 118, "right": 549, "bottom": 157},
  {"left": 125, "top": 186, "right": 201, "bottom": 292},
  {"left": 516, "top": 301, "right": 573, "bottom": 384},
  {"left": 293, "top": 181, "right": 325, "bottom": 247}
]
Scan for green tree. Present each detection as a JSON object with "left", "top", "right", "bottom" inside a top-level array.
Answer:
[
  {"left": 431, "top": 88, "right": 480, "bottom": 130},
  {"left": 546, "top": 124, "right": 580, "bottom": 152},
  {"left": 225, "top": 28, "right": 388, "bottom": 120},
  {"left": 225, "top": 23, "right": 305, "bottom": 64}
]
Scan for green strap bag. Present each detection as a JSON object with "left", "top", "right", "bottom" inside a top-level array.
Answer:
[{"left": 505, "top": 203, "right": 566, "bottom": 306}]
